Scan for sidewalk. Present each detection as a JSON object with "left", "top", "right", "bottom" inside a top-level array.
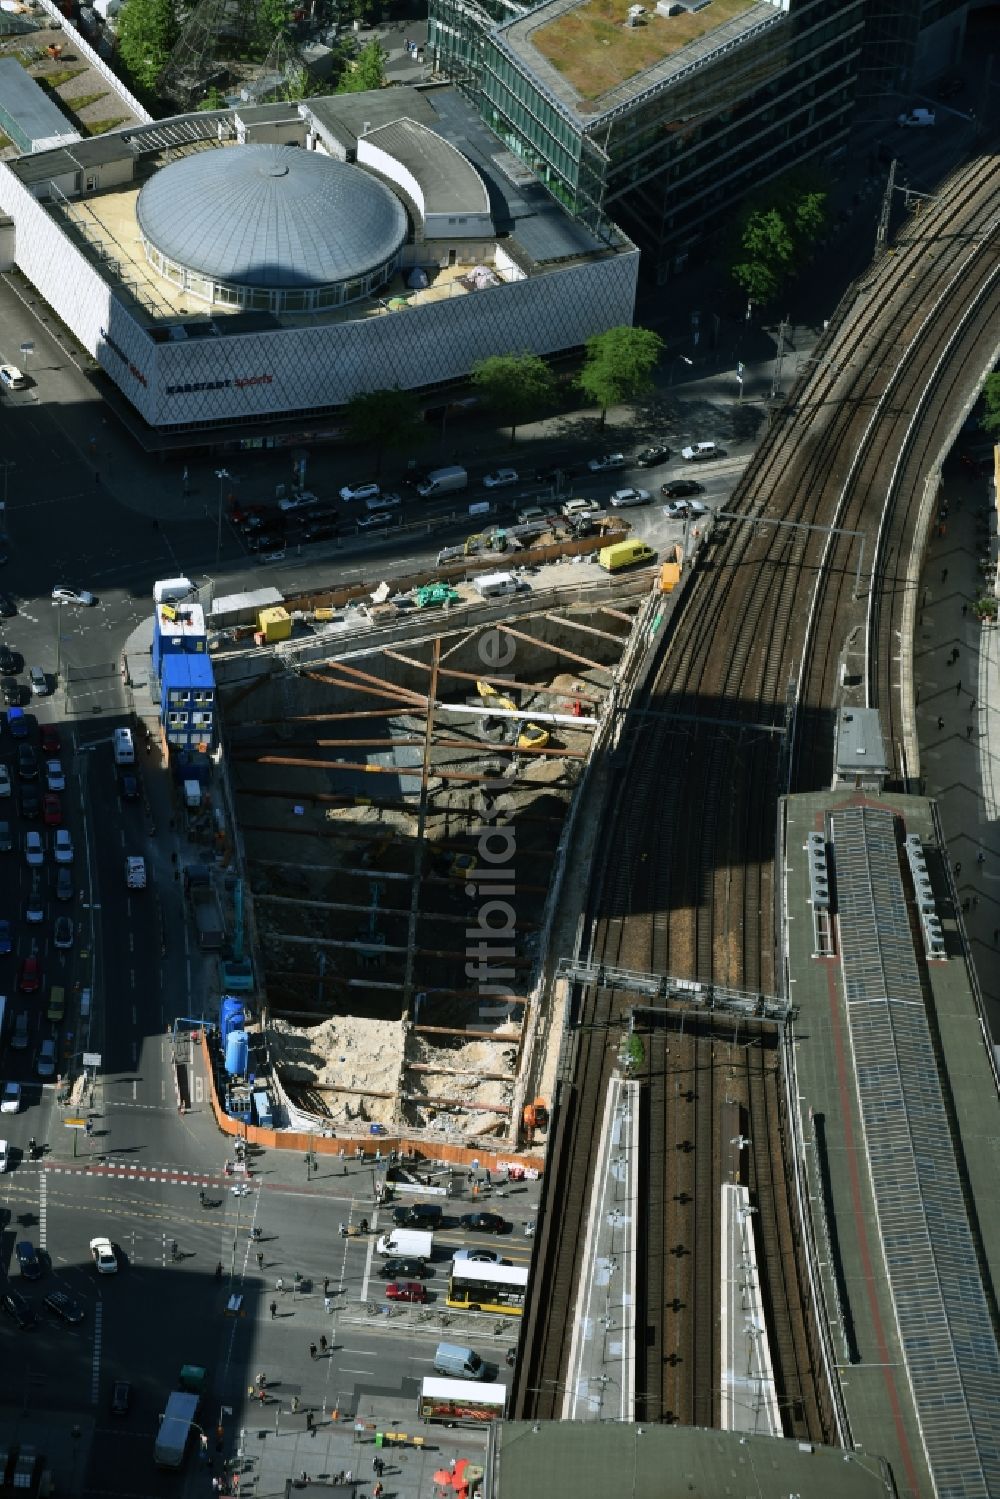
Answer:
[{"left": 913, "top": 455, "right": 999, "bottom": 1039}]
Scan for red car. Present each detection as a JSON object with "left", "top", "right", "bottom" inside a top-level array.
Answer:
[
  {"left": 42, "top": 793, "right": 62, "bottom": 826},
  {"left": 385, "top": 1281, "right": 427, "bottom": 1304},
  {"left": 40, "top": 725, "right": 61, "bottom": 754},
  {"left": 18, "top": 955, "right": 41, "bottom": 993}
]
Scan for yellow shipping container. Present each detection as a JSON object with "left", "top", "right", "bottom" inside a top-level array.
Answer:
[
  {"left": 258, "top": 606, "right": 292, "bottom": 642},
  {"left": 659, "top": 562, "right": 681, "bottom": 593}
]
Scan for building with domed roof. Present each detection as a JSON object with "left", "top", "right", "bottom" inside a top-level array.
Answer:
[{"left": 0, "top": 86, "right": 637, "bottom": 442}]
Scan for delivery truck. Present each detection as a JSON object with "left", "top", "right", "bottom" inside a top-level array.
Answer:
[
  {"left": 154, "top": 1391, "right": 199, "bottom": 1467},
  {"left": 416, "top": 465, "right": 468, "bottom": 499},
  {"left": 375, "top": 1228, "right": 434, "bottom": 1259}
]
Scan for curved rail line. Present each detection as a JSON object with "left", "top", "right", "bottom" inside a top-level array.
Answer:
[{"left": 515, "top": 150, "right": 1000, "bottom": 1435}]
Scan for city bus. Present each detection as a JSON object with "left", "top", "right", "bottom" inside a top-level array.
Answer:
[
  {"left": 446, "top": 1260, "right": 529, "bottom": 1314},
  {"left": 418, "top": 1378, "right": 506, "bottom": 1425}
]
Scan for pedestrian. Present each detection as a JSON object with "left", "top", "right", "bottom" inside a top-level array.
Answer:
[
  {"left": 956, "top": 680, "right": 962, "bottom": 695},
  {"left": 977, "top": 851, "right": 985, "bottom": 865},
  {"left": 320, "top": 1334, "right": 328, "bottom": 1354},
  {"left": 372, "top": 1457, "right": 380, "bottom": 1476},
  {"left": 955, "top": 861, "right": 962, "bottom": 876},
  {"left": 324, "top": 1296, "right": 333, "bottom": 1315},
  {"left": 937, "top": 715, "right": 945, "bottom": 731},
  {"left": 257, "top": 1372, "right": 267, "bottom": 1389},
  {"left": 291, "top": 1395, "right": 300, "bottom": 1413},
  {"left": 270, "top": 1300, "right": 277, "bottom": 1320},
  {"left": 323, "top": 1276, "right": 330, "bottom": 1296},
  {"left": 373, "top": 1483, "right": 384, "bottom": 1499},
  {"left": 941, "top": 567, "right": 948, "bottom": 582},
  {"left": 257, "top": 1251, "right": 264, "bottom": 1269},
  {"left": 258, "top": 1388, "right": 267, "bottom": 1405},
  {"left": 966, "top": 724, "right": 974, "bottom": 739},
  {"left": 972, "top": 894, "right": 979, "bottom": 910},
  {"left": 309, "top": 1342, "right": 317, "bottom": 1360},
  {"left": 450, "top": 1457, "right": 457, "bottom": 1473},
  {"left": 962, "top": 898, "right": 970, "bottom": 913},
  {"left": 962, "top": 603, "right": 968, "bottom": 616},
  {"left": 301, "top": 1473, "right": 308, "bottom": 1486},
  {"left": 276, "top": 1277, "right": 284, "bottom": 1293},
  {"left": 306, "top": 1411, "right": 314, "bottom": 1432}
]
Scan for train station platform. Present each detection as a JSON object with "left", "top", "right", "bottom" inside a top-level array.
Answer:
[{"left": 781, "top": 789, "right": 1000, "bottom": 1499}]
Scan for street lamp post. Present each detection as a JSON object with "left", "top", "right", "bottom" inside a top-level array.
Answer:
[{"left": 214, "top": 469, "right": 230, "bottom": 565}]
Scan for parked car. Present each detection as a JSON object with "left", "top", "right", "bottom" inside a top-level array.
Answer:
[
  {"left": 0, "top": 1138, "right": 8, "bottom": 1172},
  {"left": 587, "top": 453, "right": 627, "bottom": 473},
  {"left": 459, "top": 1212, "right": 508, "bottom": 1234},
  {"left": 1, "top": 677, "right": 22, "bottom": 707},
  {"left": 20, "top": 787, "right": 40, "bottom": 820},
  {"left": 55, "top": 867, "right": 73, "bottom": 903},
  {"left": 46, "top": 759, "right": 65, "bottom": 792},
  {"left": 385, "top": 1281, "right": 428, "bottom": 1304},
  {"left": 29, "top": 668, "right": 48, "bottom": 696},
  {"left": 0, "top": 764, "right": 10, "bottom": 798},
  {"left": 663, "top": 500, "right": 690, "bottom": 519},
  {"left": 110, "top": 1380, "right": 131, "bottom": 1414},
  {"left": 51, "top": 586, "right": 95, "bottom": 606},
  {"left": 7, "top": 707, "right": 27, "bottom": 736},
  {"left": 45, "top": 1290, "right": 85, "bottom": 1324},
  {"left": 356, "top": 512, "right": 396, "bottom": 531},
  {"left": 119, "top": 772, "right": 139, "bottom": 801},
  {"left": 36, "top": 1038, "right": 56, "bottom": 1077},
  {"left": 53, "top": 829, "right": 73, "bottom": 864},
  {"left": 339, "top": 482, "right": 380, "bottom": 503},
  {"left": 609, "top": 487, "right": 651, "bottom": 508},
  {"left": 635, "top": 444, "right": 671, "bottom": 468},
  {"left": 0, "top": 820, "right": 11, "bottom": 852},
  {"left": 482, "top": 468, "right": 519, "bottom": 489},
  {"left": 40, "top": 724, "right": 60, "bottom": 754},
  {"left": 19, "top": 955, "right": 41, "bottom": 992},
  {"left": 277, "top": 491, "right": 320, "bottom": 514},
  {"left": 2, "top": 1287, "right": 35, "bottom": 1329},
  {"left": 17, "top": 744, "right": 37, "bottom": 779},
  {"left": 26, "top": 872, "right": 45, "bottom": 921},
  {"left": 90, "top": 1237, "right": 117, "bottom": 1275},
  {"left": 0, "top": 593, "right": 17, "bottom": 617},
  {"left": 1, "top": 1081, "right": 20, "bottom": 1113},
  {"left": 0, "top": 364, "right": 27, "bottom": 391},
  {"left": 15, "top": 1242, "right": 42, "bottom": 1280},
  {"left": 0, "top": 646, "right": 21, "bottom": 674},
  {"left": 661, "top": 480, "right": 704, "bottom": 499},
  {"left": 680, "top": 442, "right": 723, "bottom": 462}
]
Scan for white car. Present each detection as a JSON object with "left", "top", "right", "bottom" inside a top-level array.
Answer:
[
  {"left": 29, "top": 668, "right": 48, "bottom": 696},
  {"left": 0, "top": 764, "right": 10, "bottom": 798},
  {"left": 0, "top": 1139, "right": 8, "bottom": 1171},
  {"left": 276, "top": 491, "right": 320, "bottom": 514},
  {"left": 25, "top": 830, "right": 44, "bottom": 867},
  {"left": 53, "top": 829, "right": 73, "bottom": 864},
  {"left": 51, "top": 586, "right": 95, "bottom": 606},
  {"left": 482, "top": 468, "right": 519, "bottom": 489},
  {"left": 587, "top": 453, "right": 627, "bottom": 473},
  {"left": 90, "top": 1237, "right": 118, "bottom": 1275},
  {"left": 36, "top": 1038, "right": 56, "bottom": 1077},
  {"left": 46, "top": 759, "right": 64, "bottom": 792},
  {"left": 0, "top": 364, "right": 26, "bottom": 391},
  {"left": 680, "top": 442, "right": 723, "bottom": 462},
  {"left": 609, "top": 487, "right": 651, "bottom": 508},
  {"left": 0, "top": 1081, "right": 20, "bottom": 1114},
  {"left": 339, "top": 482, "right": 380, "bottom": 503},
  {"left": 663, "top": 500, "right": 690, "bottom": 519}
]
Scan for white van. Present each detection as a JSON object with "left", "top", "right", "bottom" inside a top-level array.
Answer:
[
  {"left": 433, "top": 1343, "right": 488, "bottom": 1380},
  {"left": 375, "top": 1229, "right": 434, "bottom": 1259},
  {"left": 113, "top": 727, "right": 135, "bottom": 765},
  {"left": 153, "top": 577, "right": 195, "bottom": 605},
  {"left": 473, "top": 572, "right": 520, "bottom": 599}
]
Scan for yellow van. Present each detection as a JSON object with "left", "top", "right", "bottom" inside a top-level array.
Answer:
[
  {"left": 598, "top": 540, "right": 656, "bottom": 573},
  {"left": 47, "top": 985, "right": 65, "bottom": 1024}
]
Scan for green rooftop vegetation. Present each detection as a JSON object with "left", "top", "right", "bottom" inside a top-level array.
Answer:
[{"left": 532, "top": 0, "right": 754, "bottom": 102}]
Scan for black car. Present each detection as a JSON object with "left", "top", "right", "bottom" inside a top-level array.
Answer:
[
  {"left": 15, "top": 1241, "right": 42, "bottom": 1280},
  {"left": 246, "top": 530, "right": 284, "bottom": 552},
  {"left": 635, "top": 444, "right": 671, "bottom": 468},
  {"left": 0, "top": 592, "right": 16, "bottom": 618},
  {"left": 19, "top": 787, "right": 40, "bottom": 820},
  {"left": 17, "top": 743, "right": 37, "bottom": 779},
  {"left": 0, "top": 819, "right": 11, "bottom": 852},
  {"left": 661, "top": 480, "right": 705, "bottom": 499},
  {"left": 2, "top": 1287, "right": 36, "bottom": 1329},
  {"left": 111, "top": 1380, "right": 131, "bottom": 1414},
  {"left": 44, "top": 1290, "right": 85, "bottom": 1324},
  {"left": 391, "top": 1203, "right": 443, "bottom": 1229},
  {"left": 119, "top": 773, "right": 139, "bottom": 802},
  {"left": 0, "top": 646, "right": 21, "bottom": 674},
  {"left": 1, "top": 677, "right": 21, "bottom": 707},
  {"left": 303, "top": 522, "right": 338, "bottom": 543},
  {"left": 379, "top": 1257, "right": 430, "bottom": 1280},
  {"left": 55, "top": 866, "right": 73, "bottom": 902},
  {"left": 459, "top": 1211, "right": 508, "bottom": 1234}
]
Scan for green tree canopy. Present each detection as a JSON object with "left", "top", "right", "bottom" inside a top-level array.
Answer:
[
  {"left": 470, "top": 353, "right": 555, "bottom": 442},
  {"left": 344, "top": 387, "right": 425, "bottom": 474},
  {"left": 728, "top": 178, "right": 828, "bottom": 308},
  {"left": 118, "top": 0, "right": 178, "bottom": 93},
  {"left": 257, "top": 0, "right": 291, "bottom": 45},
  {"left": 336, "top": 37, "right": 386, "bottom": 93},
  {"left": 577, "top": 325, "right": 664, "bottom": 424},
  {"left": 982, "top": 373, "right": 1000, "bottom": 437}
]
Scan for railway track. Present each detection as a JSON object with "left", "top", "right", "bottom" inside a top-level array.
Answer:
[{"left": 515, "top": 149, "right": 1000, "bottom": 1435}]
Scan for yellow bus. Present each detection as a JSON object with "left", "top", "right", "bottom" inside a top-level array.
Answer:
[{"left": 446, "top": 1260, "right": 529, "bottom": 1314}]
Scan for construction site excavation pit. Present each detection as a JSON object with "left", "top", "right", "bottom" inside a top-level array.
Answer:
[{"left": 223, "top": 597, "right": 643, "bottom": 1148}]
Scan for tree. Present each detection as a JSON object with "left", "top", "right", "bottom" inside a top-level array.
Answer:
[
  {"left": 577, "top": 325, "right": 663, "bottom": 424},
  {"left": 982, "top": 373, "right": 1000, "bottom": 437},
  {"left": 731, "top": 207, "right": 794, "bottom": 306},
  {"left": 728, "top": 178, "right": 828, "bottom": 308},
  {"left": 470, "top": 353, "right": 555, "bottom": 442},
  {"left": 336, "top": 38, "right": 386, "bottom": 93},
  {"left": 118, "top": 0, "right": 178, "bottom": 93},
  {"left": 344, "top": 387, "right": 425, "bottom": 474},
  {"left": 257, "top": 0, "right": 290, "bottom": 46}
]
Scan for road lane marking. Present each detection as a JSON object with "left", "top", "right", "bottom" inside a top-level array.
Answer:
[{"left": 91, "top": 1299, "right": 102, "bottom": 1404}]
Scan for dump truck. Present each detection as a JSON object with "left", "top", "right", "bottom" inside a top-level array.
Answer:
[{"left": 185, "top": 868, "right": 224, "bottom": 950}]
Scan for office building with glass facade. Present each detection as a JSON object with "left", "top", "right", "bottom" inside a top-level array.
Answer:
[{"left": 430, "top": 0, "right": 868, "bottom": 279}]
